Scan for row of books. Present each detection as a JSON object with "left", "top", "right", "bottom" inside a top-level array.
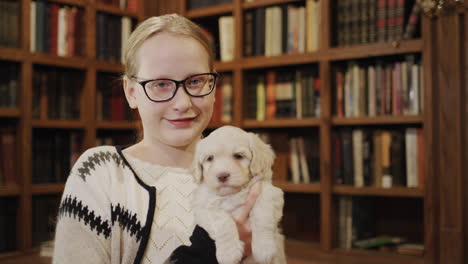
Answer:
[
  {"left": 0, "top": 199, "right": 17, "bottom": 253},
  {"left": 334, "top": 55, "right": 423, "bottom": 117},
  {"left": 32, "top": 67, "right": 84, "bottom": 120},
  {"left": 212, "top": 74, "right": 233, "bottom": 123},
  {"left": 0, "top": 128, "right": 15, "bottom": 187},
  {"left": 333, "top": 128, "right": 424, "bottom": 188},
  {"left": 0, "top": 62, "right": 18, "bottom": 108},
  {"left": 247, "top": 69, "right": 321, "bottom": 120},
  {"left": 32, "top": 130, "right": 83, "bottom": 184},
  {"left": 32, "top": 196, "right": 60, "bottom": 247},
  {"left": 337, "top": 196, "right": 423, "bottom": 255},
  {"left": 334, "top": 0, "right": 421, "bottom": 46},
  {"left": 244, "top": 0, "right": 321, "bottom": 58},
  {"left": 31, "top": 1, "right": 86, "bottom": 57},
  {"left": 288, "top": 136, "right": 320, "bottom": 184},
  {"left": 188, "top": 0, "right": 230, "bottom": 10},
  {"left": 95, "top": 0, "right": 138, "bottom": 12},
  {"left": 96, "top": 14, "right": 133, "bottom": 63},
  {"left": 96, "top": 73, "right": 133, "bottom": 121},
  {"left": 0, "top": 0, "right": 19, "bottom": 48}
]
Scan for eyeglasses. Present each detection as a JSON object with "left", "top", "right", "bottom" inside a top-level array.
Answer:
[{"left": 131, "top": 73, "right": 218, "bottom": 102}]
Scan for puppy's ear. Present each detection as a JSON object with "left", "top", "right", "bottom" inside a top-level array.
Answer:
[
  {"left": 248, "top": 132, "right": 275, "bottom": 180},
  {"left": 191, "top": 146, "right": 204, "bottom": 184}
]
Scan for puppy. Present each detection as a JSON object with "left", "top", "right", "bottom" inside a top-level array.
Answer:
[{"left": 191, "top": 126, "right": 285, "bottom": 264}]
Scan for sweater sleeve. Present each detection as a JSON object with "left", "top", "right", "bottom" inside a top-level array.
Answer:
[
  {"left": 53, "top": 147, "right": 113, "bottom": 264},
  {"left": 166, "top": 225, "right": 218, "bottom": 264}
]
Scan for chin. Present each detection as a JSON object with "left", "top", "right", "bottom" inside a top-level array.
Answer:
[{"left": 216, "top": 185, "right": 241, "bottom": 196}]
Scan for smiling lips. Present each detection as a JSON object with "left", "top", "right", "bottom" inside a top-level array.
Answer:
[{"left": 167, "top": 116, "right": 197, "bottom": 127}]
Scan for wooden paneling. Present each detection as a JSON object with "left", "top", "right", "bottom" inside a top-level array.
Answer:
[{"left": 435, "top": 13, "right": 464, "bottom": 264}]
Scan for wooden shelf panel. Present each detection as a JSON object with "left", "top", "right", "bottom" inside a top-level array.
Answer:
[
  {"left": 0, "top": 185, "right": 20, "bottom": 197},
  {"left": 31, "top": 184, "right": 65, "bottom": 195},
  {"left": 94, "top": 3, "right": 140, "bottom": 18},
  {"left": 214, "top": 61, "right": 236, "bottom": 72},
  {"left": 332, "top": 116, "right": 424, "bottom": 126},
  {"left": 31, "top": 120, "right": 86, "bottom": 129},
  {"left": 274, "top": 181, "right": 321, "bottom": 193},
  {"left": 96, "top": 121, "right": 137, "bottom": 130},
  {"left": 327, "top": 39, "right": 423, "bottom": 61},
  {"left": 0, "top": 108, "right": 20, "bottom": 118},
  {"left": 186, "top": 3, "right": 233, "bottom": 18},
  {"left": 242, "top": 53, "right": 321, "bottom": 69},
  {"left": 31, "top": 53, "right": 88, "bottom": 69},
  {"left": 0, "top": 47, "right": 28, "bottom": 62},
  {"left": 47, "top": 0, "right": 86, "bottom": 7},
  {"left": 95, "top": 60, "right": 125, "bottom": 73},
  {"left": 333, "top": 185, "right": 424, "bottom": 198},
  {"left": 243, "top": 118, "right": 322, "bottom": 128},
  {"left": 332, "top": 248, "right": 424, "bottom": 264},
  {"left": 243, "top": 0, "right": 304, "bottom": 10}
]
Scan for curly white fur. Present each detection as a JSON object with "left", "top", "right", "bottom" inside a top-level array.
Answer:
[{"left": 191, "top": 126, "right": 286, "bottom": 264}]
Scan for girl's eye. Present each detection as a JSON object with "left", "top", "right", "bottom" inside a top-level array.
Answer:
[
  {"left": 233, "top": 153, "right": 243, "bottom": 160},
  {"left": 206, "top": 155, "right": 214, "bottom": 162}
]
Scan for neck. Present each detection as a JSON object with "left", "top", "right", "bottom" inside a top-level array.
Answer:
[{"left": 127, "top": 137, "right": 199, "bottom": 169}]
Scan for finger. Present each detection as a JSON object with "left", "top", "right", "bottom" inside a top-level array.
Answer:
[{"left": 236, "top": 182, "right": 262, "bottom": 222}]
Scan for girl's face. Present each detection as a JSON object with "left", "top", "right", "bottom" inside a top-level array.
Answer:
[{"left": 124, "top": 32, "right": 214, "bottom": 150}]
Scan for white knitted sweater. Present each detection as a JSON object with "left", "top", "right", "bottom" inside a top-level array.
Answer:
[{"left": 53, "top": 145, "right": 197, "bottom": 264}]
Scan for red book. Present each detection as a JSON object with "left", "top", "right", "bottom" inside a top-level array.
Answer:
[
  {"left": 67, "top": 7, "right": 77, "bottom": 57},
  {"left": 387, "top": 0, "right": 396, "bottom": 41},
  {"left": 337, "top": 71, "right": 344, "bottom": 117},
  {"left": 376, "top": 0, "right": 387, "bottom": 42},
  {"left": 50, "top": 4, "right": 60, "bottom": 55},
  {"left": 265, "top": 71, "right": 277, "bottom": 119},
  {"left": 394, "top": 0, "right": 405, "bottom": 39}
]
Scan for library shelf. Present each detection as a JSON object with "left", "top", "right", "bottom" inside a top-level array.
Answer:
[
  {"left": 31, "top": 184, "right": 65, "bottom": 195},
  {"left": 186, "top": 3, "right": 233, "bottom": 19},
  {"left": 327, "top": 39, "right": 423, "bottom": 61},
  {"left": 96, "top": 121, "right": 138, "bottom": 130},
  {"left": 214, "top": 61, "right": 236, "bottom": 72},
  {"left": 274, "top": 181, "right": 321, "bottom": 193},
  {"left": 0, "top": 185, "right": 20, "bottom": 197},
  {"left": 207, "top": 121, "right": 231, "bottom": 129},
  {"left": 332, "top": 248, "right": 424, "bottom": 264},
  {"left": 0, "top": 108, "right": 20, "bottom": 118},
  {"left": 47, "top": 0, "right": 86, "bottom": 7},
  {"left": 30, "top": 53, "right": 88, "bottom": 69},
  {"left": 333, "top": 185, "right": 424, "bottom": 198},
  {"left": 0, "top": 47, "right": 28, "bottom": 62},
  {"left": 242, "top": 0, "right": 305, "bottom": 10},
  {"left": 95, "top": 60, "right": 125, "bottom": 73},
  {"left": 94, "top": 3, "right": 141, "bottom": 18},
  {"left": 31, "top": 120, "right": 87, "bottom": 129},
  {"left": 332, "top": 116, "right": 424, "bottom": 126},
  {"left": 0, "top": 251, "right": 51, "bottom": 264},
  {"left": 243, "top": 118, "right": 322, "bottom": 128},
  {"left": 0, "top": 252, "right": 23, "bottom": 261},
  {"left": 241, "top": 53, "right": 322, "bottom": 69}
]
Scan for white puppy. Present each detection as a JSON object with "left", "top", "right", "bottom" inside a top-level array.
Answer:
[{"left": 191, "top": 126, "right": 285, "bottom": 264}]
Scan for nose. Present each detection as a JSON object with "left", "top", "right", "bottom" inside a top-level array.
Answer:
[
  {"left": 172, "top": 84, "right": 192, "bottom": 111},
  {"left": 217, "top": 172, "right": 230, "bottom": 183}
]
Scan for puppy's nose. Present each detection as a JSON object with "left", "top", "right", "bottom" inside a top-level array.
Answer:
[{"left": 217, "top": 172, "right": 230, "bottom": 183}]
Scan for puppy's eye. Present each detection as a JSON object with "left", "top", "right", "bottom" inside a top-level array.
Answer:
[
  {"left": 206, "top": 155, "right": 214, "bottom": 162},
  {"left": 233, "top": 153, "right": 244, "bottom": 160}
]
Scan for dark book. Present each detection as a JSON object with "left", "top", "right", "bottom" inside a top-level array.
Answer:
[
  {"left": 351, "top": 197, "right": 376, "bottom": 245},
  {"left": 342, "top": 128, "right": 354, "bottom": 185},
  {"left": 44, "top": 3, "right": 50, "bottom": 53},
  {"left": 362, "top": 130, "right": 373, "bottom": 186},
  {"left": 360, "top": 0, "right": 369, "bottom": 44},
  {"left": 334, "top": 132, "right": 344, "bottom": 184},
  {"left": 376, "top": 0, "right": 387, "bottom": 42},
  {"left": 403, "top": 0, "right": 421, "bottom": 40},
  {"left": 254, "top": 7, "right": 265, "bottom": 56},
  {"left": 390, "top": 130, "right": 406, "bottom": 186},
  {"left": 386, "top": 0, "right": 396, "bottom": 41},
  {"left": 244, "top": 10, "right": 254, "bottom": 57},
  {"left": 1, "top": 128, "right": 16, "bottom": 185},
  {"left": 394, "top": 0, "right": 405, "bottom": 39},
  {"left": 281, "top": 5, "right": 288, "bottom": 54},
  {"left": 351, "top": 0, "right": 360, "bottom": 44},
  {"left": 35, "top": 0, "right": 46, "bottom": 52},
  {"left": 368, "top": 0, "right": 377, "bottom": 43}
]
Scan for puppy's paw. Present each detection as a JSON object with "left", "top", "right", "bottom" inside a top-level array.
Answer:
[
  {"left": 216, "top": 240, "right": 244, "bottom": 264},
  {"left": 251, "top": 237, "right": 276, "bottom": 263}
]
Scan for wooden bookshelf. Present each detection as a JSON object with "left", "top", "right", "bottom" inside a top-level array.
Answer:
[
  {"left": 332, "top": 116, "right": 424, "bottom": 126},
  {"left": 243, "top": 118, "right": 322, "bottom": 128},
  {"left": 274, "top": 181, "right": 321, "bottom": 193},
  {"left": 186, "top": 3, "right": 233, "bottom": 18},
  {"left": 0, "top": 0, "right": 145, "bottom": 259},
  {"left": 333, "top": 185, "right": 424, "bottom": 198}
]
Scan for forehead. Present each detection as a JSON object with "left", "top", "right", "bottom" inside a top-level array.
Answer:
[
  {"left": 136, "top": 32, "right": 210, "bottom": 79},
  {"left": 200, "top": 130, "right": 250, "bottom": 153}
]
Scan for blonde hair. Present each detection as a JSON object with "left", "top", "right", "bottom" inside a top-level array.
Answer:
[{"left": 123, "top": 13, "right": 215, "bottom": 78}]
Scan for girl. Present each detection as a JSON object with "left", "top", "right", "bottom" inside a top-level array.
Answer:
[{"left": 53, "top": 14, "right": 260, "bottom": 264}]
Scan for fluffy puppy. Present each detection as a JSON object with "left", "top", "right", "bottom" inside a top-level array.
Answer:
[{"left": 191, "top": 126, "right": 285, "bottom": 264}]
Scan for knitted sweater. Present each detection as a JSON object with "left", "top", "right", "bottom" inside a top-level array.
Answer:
[{"left": 53, "top": 146, "right": 217, "bottom": 264}]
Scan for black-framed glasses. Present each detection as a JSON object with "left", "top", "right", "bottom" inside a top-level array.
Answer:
[{"left": 132, "top": 73, "right": 218, "bottom": 102}]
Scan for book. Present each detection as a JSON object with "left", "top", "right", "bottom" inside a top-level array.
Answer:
[{"left": 218, "top": 16, "right": 234, "bottom": 62}]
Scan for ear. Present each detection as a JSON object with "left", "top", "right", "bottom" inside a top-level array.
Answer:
[
  {"left": 123, "top": 76, "right": 138, "bottom": 109},
  {"left": 248, "top": 132, "right": 275, "bottom": 180},
  {"left": 191, "top": 146, "right": 204, "bottom": 184}
]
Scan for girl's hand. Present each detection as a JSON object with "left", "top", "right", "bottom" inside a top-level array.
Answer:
[{"left": 231, "top": 181, "right": 262, "bottom": 257}]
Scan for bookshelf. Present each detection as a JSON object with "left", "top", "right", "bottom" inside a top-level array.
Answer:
[
  {"left": 0, "top": 0, "right": 144, "bottom": 260},
  {"left": 175, "top": 0, "right": 451, "bottom": 263}
]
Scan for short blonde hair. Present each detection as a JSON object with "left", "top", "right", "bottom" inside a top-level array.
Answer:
[{"left": 123, "top": 14, "right": 215, "bottom": 78}]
